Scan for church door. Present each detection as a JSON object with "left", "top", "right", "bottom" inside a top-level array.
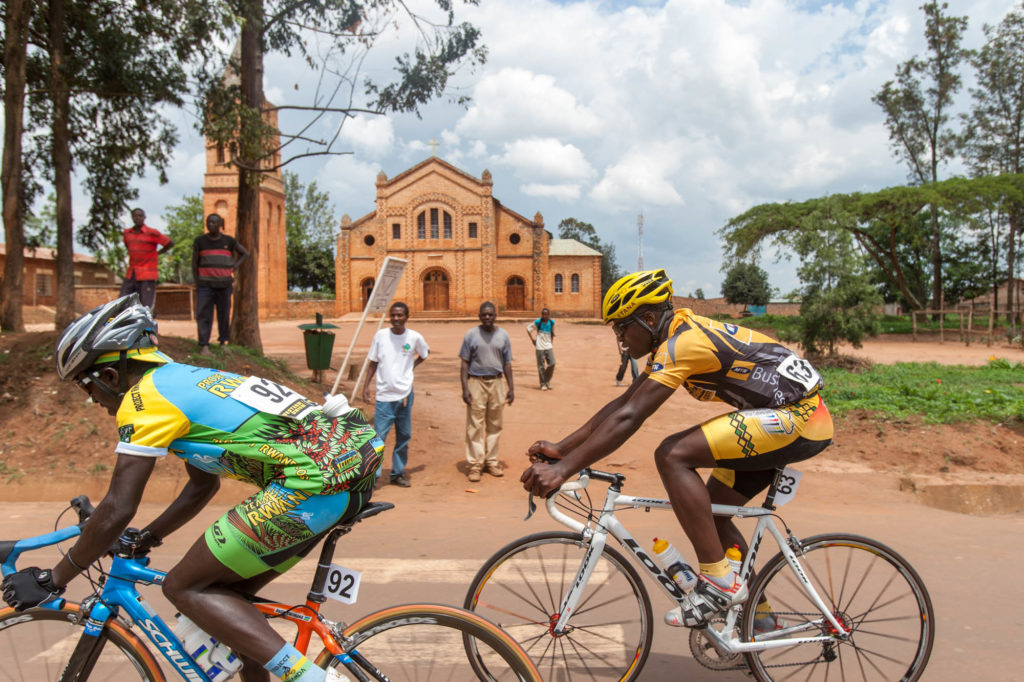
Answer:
[
  {"left": 360, "top": 278, "right": 375, "bottom": 310},
  {"left": 506, "top": 276, "right": 526, "bottom": 311},
  {"left": 423, "top": 270, "right": 449, "bottom": 311}
]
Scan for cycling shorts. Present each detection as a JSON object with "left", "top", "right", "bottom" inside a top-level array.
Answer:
[
  {"left": 205, "top": 481, "right": 373, "bottom": 579},
  {"left": 704, "top": 394, "right": 833, "bottom": 499}
]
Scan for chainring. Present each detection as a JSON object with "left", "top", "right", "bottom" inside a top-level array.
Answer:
[{"left": 688, "top": 617, "right": 746, "bottom": 671}]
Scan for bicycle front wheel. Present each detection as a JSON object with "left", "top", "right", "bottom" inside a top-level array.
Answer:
[
  {"left": 0, "top": 603, "right": 161, "bottom": 681},
  {"left": 316, "top": 603, "right": 540, "bottom": 681},
  {"left": 464, "top": 531, "right": 654, "bottom": 682},
  {"left": 741, "top": 533, "right": 934, "bottom": 681}
]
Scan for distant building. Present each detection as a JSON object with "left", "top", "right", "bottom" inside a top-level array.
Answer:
[
  {"left": 335, "top": 157, "right": 603, "bottom": 317},
  {"left": 0, "top": 243, "right": 115, "bottom": 307}
]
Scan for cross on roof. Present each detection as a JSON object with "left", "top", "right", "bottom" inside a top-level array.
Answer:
[{"left": 427, "top": 139, "right": 440, "bottom": 155}]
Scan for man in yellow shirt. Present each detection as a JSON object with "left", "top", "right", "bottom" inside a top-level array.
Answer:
[{"left": 520, "top": 269, "right": 833, "bottom": 628}]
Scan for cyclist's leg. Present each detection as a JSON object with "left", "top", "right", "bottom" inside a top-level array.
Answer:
[
  {"left": 164, "top": 486, "right": 371, "bottom": 680},
  {"left": 653, "top": 424, "right": 720, "bottom": 563}
]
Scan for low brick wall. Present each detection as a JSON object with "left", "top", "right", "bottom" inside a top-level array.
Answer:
[{"left": 672, "top": 296, "right": 801, "bottom": 318}]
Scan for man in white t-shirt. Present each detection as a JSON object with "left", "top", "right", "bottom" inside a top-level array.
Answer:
[{"left": 362, "top": 301, "right": 429, "bottom": 487}]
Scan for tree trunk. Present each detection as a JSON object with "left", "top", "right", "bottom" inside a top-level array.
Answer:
[
  {"left": 1009, "top": 212, "right": 1018, "bottom": 332},
  {"left": 51, "top": 0, "right": 75, "bottom": 329},
  {"left": 230, "top": 0, "right": 263, "bottom": 351},
  {"left": 1, "top": 0, "right": 29, "bottom": 332},
  {"left": 930, "top": 203, "right": 942, "bottom": 321}
]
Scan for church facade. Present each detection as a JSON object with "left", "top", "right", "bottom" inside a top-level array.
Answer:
[{"left": 335, "top": 157, "right": 602, "bottom": 317}]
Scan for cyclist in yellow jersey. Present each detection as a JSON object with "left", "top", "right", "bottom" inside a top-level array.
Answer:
[
  {"left": 2, "top": 295, "right": 372, "bottom": 682},
  {"left": 520, "top": 269, "right": 833, "bottom": 628}
]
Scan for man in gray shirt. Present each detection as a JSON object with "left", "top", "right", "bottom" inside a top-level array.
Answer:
[{"left": 459, "top": 301, "right": 515, "bottom": 482}]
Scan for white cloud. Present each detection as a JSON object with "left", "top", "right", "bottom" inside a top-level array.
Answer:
[
  {"left": 455, "top": 68, "right": 603, "bottom": 140},
  {"left": 339, "top": 115, "right": 395, "bottom": 156},
  {"left": 590, "top": 145, "right": 685, "bottom": 208},
  {"left": 494, "top": 138, "right": 595, "bottom": 183},
  {"left": 521, "top": 183, "right": 581, "bottom": 201}
]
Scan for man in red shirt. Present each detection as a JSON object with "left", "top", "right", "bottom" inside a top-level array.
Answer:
[{"left": 120, "top": 208, "right": 173, "bottom": 311}]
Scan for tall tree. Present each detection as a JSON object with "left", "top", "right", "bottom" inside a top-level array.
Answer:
[
  {"left": 283, "top": 171, "right": 337, "bottom": 292},
  {"left": 965, "top": 6, "right": 1024, "bottom": 329},
  {"left": 557, "top": 217, "right": 621, "bottom": 296},
  {"left": 158, "top": 194, "right": 205, "bottom": 284},
  {"left": 2, "top": 0, "right": 30, "bottom": 331},
  {"left": 872, "top": 1, "right": 970, "bottom": 314},
  {"left": 15, "top": 0, "right": 226, "bottom": 326},
  {"left": 201, "top": 0, "right": 485, "bottom": 350}
]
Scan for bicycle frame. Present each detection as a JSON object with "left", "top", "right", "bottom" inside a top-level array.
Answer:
[
  {"left": 1, "top": 521, "right": 362, "bottom": 681},
  {"left": 543, "top": 470, "right": 850, "bottom": 656}
]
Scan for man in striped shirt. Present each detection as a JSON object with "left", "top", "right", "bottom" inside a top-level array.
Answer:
[
  {"left": 191, "top": 213, "right": 249, "bottom": 355},
  {"left": 120, "top": 208, "right": 173, "bottom": 310}
]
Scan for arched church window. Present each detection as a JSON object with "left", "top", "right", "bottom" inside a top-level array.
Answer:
[
  {"left": 443, "top": 212, "right": 452, "bottom": 239},
  {"left": 417, "top": 213, "right": 426, "bottom": 239},
  {"left": 392, "top": 223, "right": 401, "bottom": 239},
  {"left": 468, "top": 222, "right": 478, "bottom": 239},
  {"left": 571, "top": 273, "right": 580, "bottom": 293},
  {"left": 554, "top": 274, "right": 563, "bottom": 293},
  {"left": 430, "top": 208, "right": 439, "bottom": 239}
]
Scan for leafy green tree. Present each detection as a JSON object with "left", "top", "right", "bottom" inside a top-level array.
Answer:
[
  {"left": 721, "top": 262, "right": 771, "bottom": 307},
  {"left": 694, "top": 288, "right": 705, "bottom": 300},
  {"left": 782, "top": 201, "right": 882, "bottom": 356},
  {"left": 159, "top": 195, "right": 205, "bottom": 284},
  {"left": 557, "top": 217, "right": 622, "bottom": 296},
  {"left": 24, "top": 193, "right": 57, "bottom": 250},
  {"left": 201, "top": 0, "right": 486, "bottom": 351},
  {"left": 872, "top": 1, "right": 970, "bottom": 313},
  {"left": 284, "top": 172, "right": 337, "bottom": 293},
  {"left": 7, "top": 0, "right": 226, "bottom": 326},
  {"left": 965, "top": 6, "right": 1024, "bottom": 327}
]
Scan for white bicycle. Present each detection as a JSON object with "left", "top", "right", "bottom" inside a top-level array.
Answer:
[{"left": 464, "top": 466, "right": 934, "bottom": 681}]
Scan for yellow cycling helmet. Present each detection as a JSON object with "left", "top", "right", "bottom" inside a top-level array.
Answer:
[{"left": 602, "top": 269, "right": 674, "bottom": 323}]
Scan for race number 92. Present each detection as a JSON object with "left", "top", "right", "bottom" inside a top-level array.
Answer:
[{"left": 324, "top": 563, "right": 361, "bottom": 605}]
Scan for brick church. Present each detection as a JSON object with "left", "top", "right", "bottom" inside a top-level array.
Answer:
[
  {"left": 335, "top": 156, "right": 602, "bottom": 317},
  {"left": 204, "top": 136, "right": 602, "bottom": 317}
]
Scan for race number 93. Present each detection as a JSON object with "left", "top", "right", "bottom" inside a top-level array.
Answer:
[{"left": 324, "top": 563, "right": 361, "bottom": 605}]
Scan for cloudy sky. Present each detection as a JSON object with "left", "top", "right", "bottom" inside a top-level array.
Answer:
[{"left": 96, "top": 0, "right": 1021, "bottom": 298}]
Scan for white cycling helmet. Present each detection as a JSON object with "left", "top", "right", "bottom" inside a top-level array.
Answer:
[{"left": 55, "top": 294, "right": 170, "bottom": 381}]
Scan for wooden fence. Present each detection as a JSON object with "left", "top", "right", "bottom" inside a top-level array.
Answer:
[{"left": 911, "top": 292, "right": 1023, "bottom": 346}]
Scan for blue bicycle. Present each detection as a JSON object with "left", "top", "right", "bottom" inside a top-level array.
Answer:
[{"left": 0, "top": 496, "right": 540, "bottom": 681}]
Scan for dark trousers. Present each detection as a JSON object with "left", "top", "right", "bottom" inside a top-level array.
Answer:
[
  {"left": 120, "top": 276, "right": 157, "bottom": 310},
  {"left": 196, "top": 285, "right": 232, "bottom": 346},
  {"left": 616, "top": 351, "right": 639, "bottom": 382}
]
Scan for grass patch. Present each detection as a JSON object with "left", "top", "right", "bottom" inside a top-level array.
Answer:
[{"left": 821, "top": 359, "right": 1024, "bottom": 424}]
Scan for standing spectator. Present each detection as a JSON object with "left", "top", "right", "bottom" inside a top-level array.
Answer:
[
  {"left": 192, "top": 213, "right": 249, "bottom": 356},
  {"left": 120, "top": 208, "right": 173, "bottom": 311},
  {"left": 526, "top": 307, "right": 556, "bottom": 390},
  {"left": 361, "top": 302, "right": 429, "bottom": 488},
  {"left": 616, "top": 347, "right": 639, "bottom": 386},
  {"left": 459, "top": 301, "right": 514, "bottom": 482}
]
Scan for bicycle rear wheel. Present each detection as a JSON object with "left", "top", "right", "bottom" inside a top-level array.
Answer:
[
  {"left": 315, "top": 603, "right": 540, "bottom": 681},
  {"left": 740, "top": 533, "right": 934, "bottom": 681},
  {"left": 0, "top": 603, "right": 161, "bottom": 681},
  {"left": 464, "top": 531, "right": 654, "bottom": 682}
]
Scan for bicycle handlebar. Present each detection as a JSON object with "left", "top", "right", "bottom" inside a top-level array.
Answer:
[{"left": 69, "top": 495, "right": 94, "bottom": 526}]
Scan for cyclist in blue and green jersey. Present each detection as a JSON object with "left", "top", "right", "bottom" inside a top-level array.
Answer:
[{"left": 2, "top": 295, "right": 378, "bottom": 682}]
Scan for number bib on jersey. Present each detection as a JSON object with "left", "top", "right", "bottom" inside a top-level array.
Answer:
[
  {"left": 231, "top": 376, "right": 319, "bottom": 421},
  {"left": 777, "top": 355, "right": 821, "bottom": 393}
]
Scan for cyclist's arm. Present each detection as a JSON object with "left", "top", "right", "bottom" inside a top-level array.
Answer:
[
  {"left": 51, "top": 453, "right": 156, "bottom": 587},
  {"left": 141, "top": 462, "right": 220, "bottom": 543},
  {"left": 523, "top": 379, "right": 674, "bottom": 496}
]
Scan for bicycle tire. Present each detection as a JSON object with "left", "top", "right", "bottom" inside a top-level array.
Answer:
[
  {"left": 313, "top": 603, "right": 541, "bottom": 681},
  {"left": 740, "top": 533, "right": 935, "bottom": 682},
  {"left": 0, "top": 603, "right": 162, "bottom": 681},
  {"left": 464, "top": 530, "right": 654, "bottom": 682}
]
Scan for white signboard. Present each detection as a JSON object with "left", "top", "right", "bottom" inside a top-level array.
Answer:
[{"left": 366, "top": 257, "right": 407, "bottom": 314}]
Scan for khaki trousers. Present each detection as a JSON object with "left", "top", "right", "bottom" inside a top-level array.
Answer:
[{"left": 465, "top": 376, "right": 506, "bottom": 470}]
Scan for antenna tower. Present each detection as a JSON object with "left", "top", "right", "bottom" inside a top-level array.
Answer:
[{"left": 636, "top": 212, "right": 644, "bottom": 270}]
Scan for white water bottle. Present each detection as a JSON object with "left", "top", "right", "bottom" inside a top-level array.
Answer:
[
  {"left": 174, "top": 615, "right": 243, "bottom": 681},
  {"left": 652, "top": 538, "right": 698, "bottom": 590}
]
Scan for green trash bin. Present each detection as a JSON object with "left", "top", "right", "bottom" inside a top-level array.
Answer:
[{"left": 299, "top": 313, "right": 338, "bottom": 370}]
